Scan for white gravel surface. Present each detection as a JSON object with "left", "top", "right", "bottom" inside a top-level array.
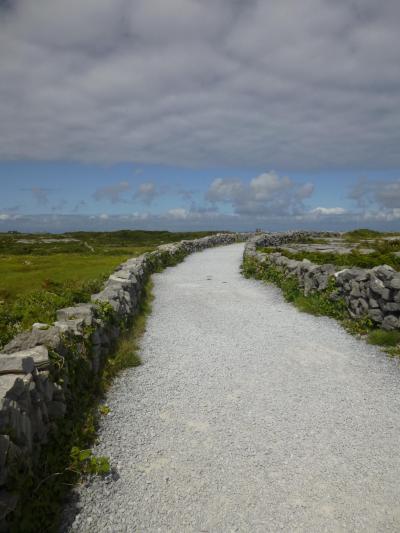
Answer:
[{"left": 65, "top": 243, "right": 400, "bottom": 532}]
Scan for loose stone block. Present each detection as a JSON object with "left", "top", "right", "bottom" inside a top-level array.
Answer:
[
  {"left": 56, "top": 304, "right": 96, "bottom": 326},
  {"left": 1, "top": 326, "right": 62, "bottom": 355},
  {"left": 389, "top": 276, "right": 400, "bottom": 290},
  {"left": 382, "top": 315, "right": 400, "bottom": 331}
]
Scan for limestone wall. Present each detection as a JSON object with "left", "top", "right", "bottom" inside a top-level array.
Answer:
[
  {"left": 0, "top": 232, "right": 245, "bottom": 522},
  {"left": 244, "top": 232, "right": 400, "bottom": 330}
]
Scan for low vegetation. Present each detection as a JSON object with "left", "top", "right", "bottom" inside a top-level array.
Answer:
[
  {"left": 243, "top": 257, "right": 350, "bottom": 321},
  {"left": 367, "top": 329, "right": 400, "bottom": 347},
  {"left": 260, "top": 247, "right": 400, "bottom": 271},
  {"left": 6, "top": 231, "right": 206, "bottom": 531},
  {"left": 343, "top": 228, "right": 400, "bottom": 242},
  {"left": 260, "top": 227, "right": 400, "bottom": 272},
  {"left": 242, "top": 255, "right": 399, "bottom": 356},
  {"left": 11, "top": 280, "right": 153, "bottom": 532},
  {"left": 0, "top": 230, "right": 216, "bottom": 349}
]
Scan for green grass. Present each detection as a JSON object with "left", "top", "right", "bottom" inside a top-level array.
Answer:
[
  {"left": 0, "top": 229, "right": 219, "bottom": 256},
  {"left": 0, "top": 229, "right": 218, "bottom": 349},
  {"left": 0, "top": 253, "right": 143, "bottom": 350},
  {"left": 242, "top": 257, "right": 349, "bottom": 321},
  {"left": 0, "top": 253, "right": 146, "bottom": 302},
  {"left": 343, "top": 228, "right": 400, "bottom": 242},
  {"left": 367, "top": 329, "right": 400, "bottom": 347},
  {"left": 100, "top": 280, "right": 153, "bottom": 385},
  {"left": 343, "top": 228, "right": 384, "bottom": 241}
]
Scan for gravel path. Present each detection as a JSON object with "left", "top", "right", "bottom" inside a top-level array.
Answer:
[{"left": 66, "top": 243, "right": 400, "bottom": 532}]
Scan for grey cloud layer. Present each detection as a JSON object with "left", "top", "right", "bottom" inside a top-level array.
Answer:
[
  {"left": 206, "top": 173, "right": 314, "bottom": 215},
  {"left": 1, "top": 0, "right": 400, "bottom": 169}
]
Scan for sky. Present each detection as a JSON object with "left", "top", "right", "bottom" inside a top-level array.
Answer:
[{"left": 0, "top": 0, "right": 399, "bottom": 233}]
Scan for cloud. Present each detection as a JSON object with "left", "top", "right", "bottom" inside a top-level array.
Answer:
[
  {"left": 1, "top": 1, "right": 400, "bottom": 169},
  {"left": 349, "top": 177, "right": 400, "bottom": 209},
  {"left": 206, "top": 172, "right": 314, "bottom": 216},
  {"left": 206, "top": 178, "right": 243, "bottom": 204},
  {"left": 134, "top": 182, "right": 158, "bottom": 205},
  {"left": 309, "top": 207, "right": 347, "bottom": 216},
  {"left": 93, "top": 181, "right": 131, "bottom": 203},
  {"left": 0, "top": 207, "right": 399, "bottom": 234},
  {"left": 166, "top": 207, "right": 188, "bottom": 219}
]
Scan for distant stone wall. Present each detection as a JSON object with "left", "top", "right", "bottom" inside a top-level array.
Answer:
[
  {"left": 0, "top": 232, "right": 245, "bottom": 523},
  {"left": 244, "top": 232, "right": 400, "bottom": 330}
]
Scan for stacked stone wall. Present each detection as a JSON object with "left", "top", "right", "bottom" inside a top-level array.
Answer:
[
  {"left": 0, "top": 232, "right": 245, "bottom": 522},
  {"left": 244, "top": 232, "right": 400, "bottom": 331}
]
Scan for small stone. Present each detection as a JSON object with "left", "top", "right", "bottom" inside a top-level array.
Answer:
[
  {"left": 381, "top": 302, "right": 400, "bottom": 313},
  {"left": 56, "top": 303, "right": 97, "bottom": 326},
  {"left": 369, "top": 298, "right": 379, "bottom": 308},
  {"left": 369, "top": 277, "right": 390, "bottom": 300},
  {"left": 350, "top": 281, "right": 362, "bottom": 298},
  {"left": 382, "top": 315, "right": 400, "bottom": 331},
  {"left": 389, "top": 276, "right": 400, "bottom": 290},
  {"left": 368, "top": 308, "right": 384, "bottom": 323},
  {"left": 32, "top": 323, "right": 50, "bottom": 330}
]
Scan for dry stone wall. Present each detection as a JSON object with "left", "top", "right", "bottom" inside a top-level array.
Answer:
[
  {"left": 245, "top": 232, "right": 400, "bottom": 331},
  {"left": 0, "top": 232, "right": 245, "bottom": 523}
]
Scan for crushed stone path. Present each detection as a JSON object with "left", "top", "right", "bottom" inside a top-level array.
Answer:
[{"left": 65, "top": 243, "right": 400, "bottom": 532}]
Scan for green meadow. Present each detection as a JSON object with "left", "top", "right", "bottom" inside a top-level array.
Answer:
[{"left": 0, "top": 230, "right": 216, "bottom": 348}]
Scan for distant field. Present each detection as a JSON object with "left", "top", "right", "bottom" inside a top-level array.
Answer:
[
  {"left": 260, "top": 228, "right": 400, "bottom": 271},
  {"left": 0, "top": 229, "right": 218, "bottom": 348},
  {"left": 0, "top": 252, "right": 151, "bottom": 302}
]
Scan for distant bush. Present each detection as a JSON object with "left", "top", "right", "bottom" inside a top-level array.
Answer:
[{"left": 344, "top": 228, "right": 383, "bottom": 241}]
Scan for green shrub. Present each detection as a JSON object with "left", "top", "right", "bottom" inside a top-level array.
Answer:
[{"left": 69, "top": 447, "right": 110, "bottom": 476}]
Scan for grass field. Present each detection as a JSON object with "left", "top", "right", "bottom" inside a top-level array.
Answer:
[
  {"left": 260, "top": 229, "right": 400, "bottom": 271},
  {"left": 0, "top": 229, "right": 217, "bottom": 349},
  {"left": 0, "top": 252, "right": 150, "bottom": 302}
]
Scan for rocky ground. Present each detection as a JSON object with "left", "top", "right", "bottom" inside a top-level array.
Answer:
[
  {"left": 279, "top": 234, "right": 400, "bottom": 257},
  {"left": 63, "top": 243, "right": 400, "bottom": 532}
]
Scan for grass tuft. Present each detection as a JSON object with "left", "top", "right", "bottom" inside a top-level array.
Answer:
[{"left": 367, "top": 329, "right": 400, "bottom": 347}]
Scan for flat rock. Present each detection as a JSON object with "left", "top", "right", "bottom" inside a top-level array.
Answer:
[
  {"left": 0, "top": 354, "right": 34, "bottom": 375},
  {"left": 1, "top": 326, "right": 62, "bottom": 355}
]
